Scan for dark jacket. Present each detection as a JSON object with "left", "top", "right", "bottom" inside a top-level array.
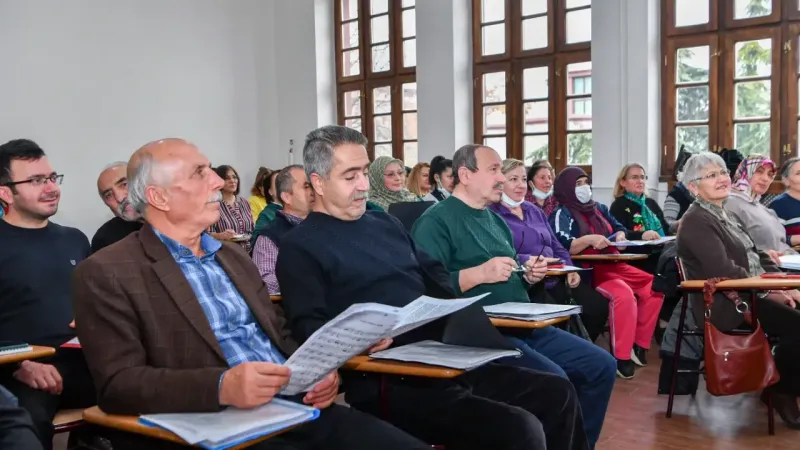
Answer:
[{"left": 609, "top": 196, "right": 671, "bottom": 239}]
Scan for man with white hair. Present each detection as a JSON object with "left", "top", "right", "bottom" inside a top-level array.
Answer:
[
  {"left": 73, "top": 138, "right": 431, "bottom": 450},
  {"left": 91, "top": 161, "right": 143, "bottom": 253}
]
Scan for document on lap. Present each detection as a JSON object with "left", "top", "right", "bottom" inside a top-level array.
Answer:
[
  {"left": 483, "top": 302, "right": 582, "bottom": 322},
  {"left": 280, "top": 293, "right": 490, "bottom": 395},
  {"left": 369, "top": 340, "right": 521, "bottom": 370}
]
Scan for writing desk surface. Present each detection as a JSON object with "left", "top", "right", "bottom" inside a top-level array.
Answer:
[
  {"left": 489, "top": 316, "right": 569, "bottom": 329},
  {"left": 571, "top": 254, "right": 648, "bottom": 262},
  {"left": 82, "top": 406, "right": 295, "bottom": 449},
  {"left": 680, "top": 277, "right": 800, "bottom": 291},
  {"left": 342, "top": 355, "right": 463, "bottom": 378},
  {"left": 0, "top": 346, "right": 56, "bottom": 365}
]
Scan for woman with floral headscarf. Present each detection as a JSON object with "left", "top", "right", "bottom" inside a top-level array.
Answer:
[
  {"left": 368, "top": 156, "right": 419, "bottom": 210},
  {"left": 725, "top": 155, "right": 796, "bottom": 255}
]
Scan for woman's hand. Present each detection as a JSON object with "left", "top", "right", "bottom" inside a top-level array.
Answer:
[
  {"left": 567, "top": 272, "right": 580, "bottom": 288},
  {"left": 765, "top": 250, "right": 783, "bottom": 266},
  {"left": 614, "top": 231, "right": 627, "bottom": 242},
  {"left": 583, "top": 235, "right": 611, "bottom": 250},
  {"left": 642, "top": 230, "right": 660, "bottom": 241}
]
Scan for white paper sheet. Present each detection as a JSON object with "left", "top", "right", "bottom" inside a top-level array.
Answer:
[
  {"left": 546, "top": 265, "right": 589, "bottom": 273},
  {"left": 389, "top": 293, "right": 489, "bottom": 338},
  {"left": 609, "top": 236, "right": 675, "bottom": 247},
  {"left": 369, "top": 340, "right": 521, "bottom": 370}
]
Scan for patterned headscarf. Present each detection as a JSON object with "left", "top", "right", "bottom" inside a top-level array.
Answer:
[
  {"left": 368, "top": 156, "right": 418, "bottom": 210},
  {"left": 732, "top": 155, "right": 775, "bottom": 202}
]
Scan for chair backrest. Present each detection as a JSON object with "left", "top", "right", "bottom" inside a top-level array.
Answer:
[
  {"left": 675, "top": 256, "right": 687, "bottom": 283},
  {"left": 387, "top": 201, "right": 434, "bottom": 232}
]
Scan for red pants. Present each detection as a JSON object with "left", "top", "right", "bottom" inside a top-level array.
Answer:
[{"left": 593, "top": 263, "right": 664, "bottom": 360}]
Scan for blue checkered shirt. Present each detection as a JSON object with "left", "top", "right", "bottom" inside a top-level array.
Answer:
[{"left": 154, "top": 229, "right": 286, "bottom": 368}]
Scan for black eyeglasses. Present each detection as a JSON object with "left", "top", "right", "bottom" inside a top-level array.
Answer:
[{"left": 3, "top": 174, "right": 64, "bottom": 187}]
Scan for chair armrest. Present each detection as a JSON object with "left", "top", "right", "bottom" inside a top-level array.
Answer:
[{"left": 489, "top": 316, "right": 569, "bottom": 329}]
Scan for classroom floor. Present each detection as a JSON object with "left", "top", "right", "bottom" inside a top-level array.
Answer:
[{"left": 54, "top": 342, "right": 799, "bottom": 449}]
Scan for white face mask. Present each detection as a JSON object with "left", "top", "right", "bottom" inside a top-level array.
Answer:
[
  {"left": 501, "top": 192, "right": 524, "bottom": 208},
  {"left": 575, "top": 185, "right": 592, "bottom": 203},
  {"left": 532, "top": 187, "right": 553, "bottom": 200}
]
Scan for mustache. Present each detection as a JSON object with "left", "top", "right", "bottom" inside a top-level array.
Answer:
[
  {"left": 40, "top": 193, "right": 59, "bottom": 201},
  {"left": 350, "top": 191, "right": 368, "bottom": 201},
  {"left": 207, "top": 191, "right": 223, "bottom": 203},
  {"left": 117, "top": 198, "right": 131, "bottom": 215}
]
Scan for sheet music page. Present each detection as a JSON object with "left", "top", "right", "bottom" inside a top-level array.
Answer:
[
  {"left": 389, "top": 293, "right": 490, "bottom": 338},
  {"left": 281, "top": 302, "right": 401, "bottom": 395},
  {"left": 547, "top": 265, "right": 588, "bottom": 273},
  {"left": 369, "top": 340, "right": 521, "bottom": 370},
  {"left": 483, "top": 302, "right": 578, "bottom": 316}
]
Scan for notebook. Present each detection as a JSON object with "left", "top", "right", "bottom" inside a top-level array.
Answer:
[{"left": 0, "top": 341, "right": 32, "bottom": 356}]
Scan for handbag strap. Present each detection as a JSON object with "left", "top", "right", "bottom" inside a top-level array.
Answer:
[{"left": 702, "top": 277, "right": 753, "bottom": 324}]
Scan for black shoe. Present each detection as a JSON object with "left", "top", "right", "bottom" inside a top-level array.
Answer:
[
  {"left": 616, "top": 359, "right": 635, "bottom": 379},
  {"left": 654, "top": 325, "right": 666, "bottom": 346},
  {"left": 631, "top": 344, "right": 648, "bottom": 367}
]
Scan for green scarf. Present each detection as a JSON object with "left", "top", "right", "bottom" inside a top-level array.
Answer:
[
  {"left": 624, "top": 192, "right": 664, "bottom": 237},
  {"left": 368, "top": 156, "right": 419, "bottom": 210}
]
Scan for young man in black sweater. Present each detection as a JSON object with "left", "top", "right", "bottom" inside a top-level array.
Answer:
[
  {"left": 91, "top": 161, "right": 143, "bottom": 253},
  {"left": 276, "top": 126, "right": 589, "bottom": 450},
  {"left": 0, "top": 139, "right": 97, "bottom": 449}
]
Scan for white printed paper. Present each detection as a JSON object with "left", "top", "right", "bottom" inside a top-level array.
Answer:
[{"left": 369, "top": 340, "right": 521, "bottom": 370}]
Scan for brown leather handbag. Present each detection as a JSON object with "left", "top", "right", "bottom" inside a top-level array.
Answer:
[{"left": 702, "top": 278, "right": 780, "bottom": 396}]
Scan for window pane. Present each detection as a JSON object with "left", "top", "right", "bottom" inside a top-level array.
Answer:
[
  {"left": 482, "top": 0, "right": 505, "bottom": 23},
  {"left": 343, "top": 90, "right": 361, "bottom": 117},
  {"left": 567, "top": 133, "right": 592, "bottom": 165},
  {"left": 523, "top": 67, "right": 549, "bottom": 99},
  {"left": 402, "top": 83, "right": 417, "bottom": 110},
  {"left": 676, "top": 46, "right": 710, "bottom": 83},
  {"left": 372, "top": 44, "right": 390, "bottom": 72},
  {"left": 403, "top": 39, "right": 417, "bottom": 67},
  {"left": 343, "top": 49, "right": 360, "bottom": 76},
  {"left": 341, "top": 0, "right": 358, "bottom": 21},
  {"left": 342, "top": 22, "right": 359, "bottom": 49},
  {"left": 676, "top": 86, "right": 709, "bottom": 121},
  {"left": 403, "top": 113, "right": 417, "bottom": 139},
  {"left": 482, "top": 24, "right": 506, "bottom": 56},
  {"left": 483, "top": 72, "right": 506, "bottom": 102},
  {"left": 483, "top": 105, "right": 507, "bottom": 135},
  {"left": 735, "top": 122, "right": 770, "bottom": 156},
  {"left": 733, "top": 0, "right": 772, "bottom": 20},
  {"left": 565, "top": 8, "right": 591, "bottom": 44},
  {"left": 566, "top": 0, "right": 591, "bottom": 8},
  {"left": 524, "top": 101, "right": 549, "bottom": 132},
  {"left": 735, "top": 80, "right": 771, "bottom": 119},
  {"left": 403, "top": 142, "right": 418, "bottom": 166},
  {"left": 345, "top": 118, "right": 362, "bottom": 132},
  {"left": 374, "top": 144, "right": 393, "bottom": 158},
  {"left": 567, "top": 100, "right": 592, "bottom": 130},
  {"left": 373, "top": 86, "right": 392, "bottom": 114},
  {"left": 571, "top": 76, "right": 592, "bottom": 95},
  {"left": 374, "top": 115, "right": 393, "bottom": 142},
  {"left": 674, "top": 0, "right": 708, "bottom": 27},
  {"left": 371, "top": 0, "right": 388, "bottom": 15},
  {"left": 566, "top": 61, "right": 592, "bottom": 93},
  {"left": 402, "top": 0, "right": 416, "bottom": 7},
  {"left": 402, "top": 9, "right": 416, "bottom": 38},
  {"left": 371, "top": 15, "right": 389, "bottom": 43},
  {"left": 522, "top": 16, "right": 548, "bottom": 51},
  {"left": 522, "top": 0, "right": 548, "bottom": 16},
  {"left": 735, "top": 39, "right": 772, "bottom": 78},
  {"left": 676, "top": 125, "right": 709, "bottom": 152},
  {"left": 484, "top": 137, "right": 507, "bottom": 159},
  {"left": 524, "top": 135, "right": 549, "bottom": 165}
]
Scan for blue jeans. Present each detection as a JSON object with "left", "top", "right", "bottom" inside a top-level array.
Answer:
[{"left": 500, "top": 326, "right": 616, "bottom": 449}]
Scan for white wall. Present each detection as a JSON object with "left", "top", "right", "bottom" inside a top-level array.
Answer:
[{"left": 0, "top": 0, "right": 286, "bottom": 237}]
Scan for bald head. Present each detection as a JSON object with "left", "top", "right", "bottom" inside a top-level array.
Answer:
[
  {"left": 127, "top": 138, "right": 224, "bottom": 236},
  {"left": 97, "top": 161, "right": 140, "bottom": 221}
]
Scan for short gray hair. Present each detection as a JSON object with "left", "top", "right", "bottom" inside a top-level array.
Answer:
[
  {"left": 127, "top": 153, "right": 173, "bottom": 214},
  {"left": 677, "top": 151, "right": 727, "bottom": 188},
  {"left": 303, "top": 125, "right": 368, "bottom": 180},
  {"left": 275, "top": 164, "right": 304, "bottom": 204},
  {"left": 97, "top": 161, "right": 129, "bottom": 197},
  {"left": 452, "top": 144, "right": 482, "bottom": 186}
]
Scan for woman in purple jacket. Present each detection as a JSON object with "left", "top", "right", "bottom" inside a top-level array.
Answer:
[{"left": 489, "top": 159, "right": 609, "bottom": 342}]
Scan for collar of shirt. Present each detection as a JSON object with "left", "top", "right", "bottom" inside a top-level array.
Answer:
[
  {"left": 152, "top": 227, "right": 222, "bottom": 262},
  {"left": 279, "top": 211, "right": 304, "bottom": 225}
]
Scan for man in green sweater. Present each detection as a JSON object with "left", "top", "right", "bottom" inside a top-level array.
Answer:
[{"left": 411, "top": 144, "right": 616, "bottom": 450}]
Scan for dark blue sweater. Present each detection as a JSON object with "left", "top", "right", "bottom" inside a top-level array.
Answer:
[{"left": 275, "top": 211, "right": 455, "bottom": 347}]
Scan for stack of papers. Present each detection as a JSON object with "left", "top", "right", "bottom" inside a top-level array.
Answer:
[
  {"left": 139, "top": 399, "right": 319, "bottom": 450},
  {"left": 547, "top": 265, "right": 590, "bottom": 273},
  {"left": 0, "top": 341, "right": 31, "bottom": 356},
  {"left": 483, "top": 302, "right": 582, "bottom": 322},
  {"left": 609, "top": 236, "right": 676, "bottom": 247},
  {"left": 369, "top": 340, "right": 521, "bottom": 370},
  {"left": 779, "top": 254, "right": 800, "bottom": 271}
]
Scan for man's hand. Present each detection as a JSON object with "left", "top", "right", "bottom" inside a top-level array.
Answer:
[
  {"left": 13, "top": 361, "right": 63, "bottom": 395},
  {"left": 367, "top": 338, "right": 392, "bottom": 354},
  {"left": 480, "top": 257, "right": 517, "bottom": 284},
  {"left": 783, "top": 289, "right": 800, "bottom": 309},
  {"left": 523, "top": 257, "right": 548, "bottom": 284},
  {"left": 567, "top": 272, "right": 580, "bottom": 288},
  {"left": 303, "top": 372, "right": 339, "bottom": 409},
  {"left": 584, "top": 234, "right": 611, "bottom": 250},
  {"left": 219, "top": 362, "right": 291, "bottom": 409},
  {"left": 766, "top": 250, "right": 783, "bottom": 266},
  {"left": 642, "top": 230, "right": 660, "bottom": 241}
]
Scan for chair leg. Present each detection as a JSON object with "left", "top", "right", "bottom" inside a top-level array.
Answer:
[
  {"left": 766, "top": 389, "right": 776, "bottom": 436},
  {"left": 380, "top": 374, "right": 389, "bottom": 421},
  {"left": 666, "top": 294, "right": 689, "bottom": 418}
]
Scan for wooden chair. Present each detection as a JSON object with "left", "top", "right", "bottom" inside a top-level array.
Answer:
[
  {"left": 53, "top": 408, "right": 86, "bottom": 434},
  {"left": 666, "top": 257, "right": 777, "bottom": 435}
]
